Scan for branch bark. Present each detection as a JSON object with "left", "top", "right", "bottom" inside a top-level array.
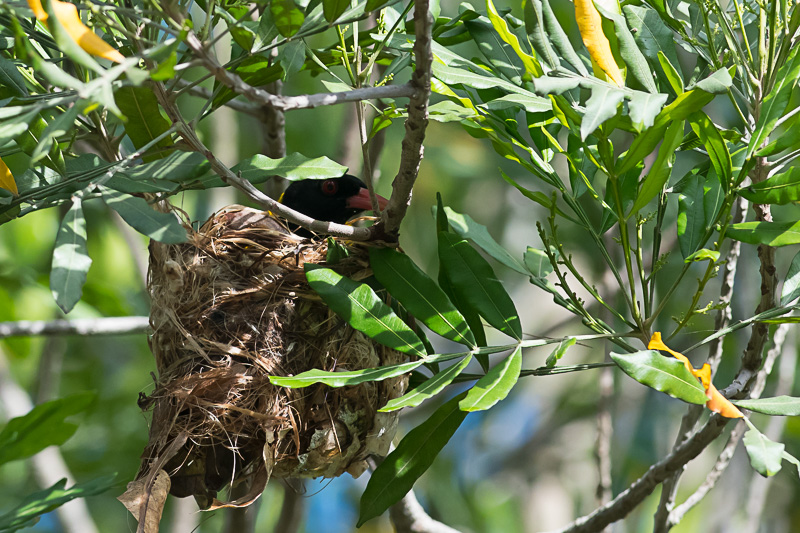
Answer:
[{"left": 0, "top": 317, "right": 150, "bottom": 338}]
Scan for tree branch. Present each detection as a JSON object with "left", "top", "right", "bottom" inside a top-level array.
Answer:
[
  {"left": 0, "top": 317, "right": 150, "bottom": 338},
  {"left": 390, "top": 489, "right": 463, "bottom": 533},
  {"left": 377, "top": 0, "right": 433, "bottom": 239}
]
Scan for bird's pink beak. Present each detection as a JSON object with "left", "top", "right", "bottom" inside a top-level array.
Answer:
[{"left": 346, "top": 188, "right": 389, "bottom": 212}]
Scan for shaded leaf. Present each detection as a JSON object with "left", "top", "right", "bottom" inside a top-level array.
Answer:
[
  {"left": 50, "top": 198, "right": 92, "bottom": 314},
  {"left": 748, "top": 45, "right": 800, "bottom": 158},
  {"left": 486, "top": 0, "right": 542, "bottom": 77},
  {"left": 738, "top": 167, "right": 800, "bottom": 205},
  {"left": 744, "top": 426, "right": 784, "bottom": 477},
  {"left": 781, "top": 250, "right": 800, "bottom": 305},
  {"left": 270, "top": 0, "right": 305, "bottom": 37},
  {"left": 323, "top": 0, "right": 349, "bottom": 22},
  {"left": 628, "top": 119, "right": 684, "bottom": 216},
  {"left": 732, "top": 396, "right": 800, "bottom": 416},
  {"left": 370, "top": 247, "right": 475, "bottom": 347},
  {"left": 610, "top": 350, "right": 708, "bottom": 404},
  {"left": 358, "top": 392, "right": 468, "bottom": 526},
  {"left": 114, "top": 86, "right": 172, "bottom": 160},
  {"left": 459, "top": 346, "right": 522, "bottom": 411},
  {"left": 727, "top": 221, "right": 800, "bottom": 247},
  {"left": 690, "top": 111, "right": 732, "bottom": 188},
  {"left": 443, "top": 207, "right": 527, "bottom": 274},
  {"left": 100, "top": 187, "right": 187, "bottom": 243},
  {"left": 305, "top": 266, "right": 426, "bottom": 357},
  {"left": 596, "top": 3, "right": 658, "bottom": 93},
  {"left": 523, "top": 247, "right": 553, "bottom": 278}
]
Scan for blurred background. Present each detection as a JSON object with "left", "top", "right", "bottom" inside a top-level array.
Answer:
[{"left": 1, "top": 0, "right": 799, "bottom": 531}]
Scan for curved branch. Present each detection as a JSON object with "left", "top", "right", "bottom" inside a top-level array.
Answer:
[{"left": 0, "top": 317, "right": 150, "bottom": 338}]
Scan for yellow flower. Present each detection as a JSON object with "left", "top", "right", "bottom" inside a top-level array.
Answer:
[
  {"left": 648, "top": 332, "right": 743, "bottom": 418},
  {"left": 28, "top": 0, "right": 125, "bottom": 63}
]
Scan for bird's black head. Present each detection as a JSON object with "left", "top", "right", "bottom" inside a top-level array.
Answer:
[{"left": 280, "top": 174, "right": 388, "bottom": 225}]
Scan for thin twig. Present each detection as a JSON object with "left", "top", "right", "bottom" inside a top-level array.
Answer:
[{"left": 0, "top": 317, "right": 150, "bottom": 338}]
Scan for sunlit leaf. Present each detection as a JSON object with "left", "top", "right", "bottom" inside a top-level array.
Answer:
[
  {"left": 743, "top": 425, "right": 784, "bottom": 477},
  {"left": 595, "top": 3, "right": 658, "bottom": 93},
  {"left": 690, "top": 111, "right": 732, "bottom": 189},
  {"left": 628, "top": 119, "right": 683, "bottom": 216},
  {"left": 727, "top": 221, "right": 800, "bottom": 247},
  {"left": 459, "top": 346, "right": 521, "bottom": 411},
  {"left": 443, "top": 207, "right": 527, "bottom": 275},
  {"left": 486, "top": 0, "right": 542, "bottom": 77},
  {"left": 748, "top": 45, "right": 800, "bottom": 158},
  {"left": 610, "top": 350, "right": 709, "bottom": 404},
  {"left": 305, "top": 266, "right": 426, "bottom": 357},
  {"left": 379, "top": 355, "right": 472, "bottom": 412},
  {"left": 581, "top": 85, "right": 625, "bottom": 140},
  {"left": 738, "top": 167, "right": 800, "bottom": 205},
  {"left": 732, "top": 396, "right": 800, "bottom": 416}
]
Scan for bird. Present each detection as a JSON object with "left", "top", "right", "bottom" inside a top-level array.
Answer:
[{"left": 279, "top": 175, "right": 389, "bottom": 236}]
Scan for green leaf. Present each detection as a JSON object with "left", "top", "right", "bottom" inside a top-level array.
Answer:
[
  {"left": 278, "top": 40, "right": 305, "bottom": 81},
  {"left": 438, "top": 232, "right": 522, "bottom": 340},
  {"left": 628, "top": 91, "right": 669, "bottom": 130},
  {"left": 358, "top": 392, "right": 468, "bottom": 526},
  {"left": 459, "top": 346, "right": 522, "bottom": 411},
  {"left": 380, "top": 355, "right": 472, "bottom": 412},
  {"left": 369, "top": 248, "right": 475, "bottom": 347},
  {"left": 100, "top": 187, "right": 188, "bottom": 243},
  {"left": 782, "top": 450, "right": 800, "bottom": 479},
  {"left": 684, "top": 248, "right": 720, "bottom": 263},
  {"left": 523, "top": 247, "right": 553, "bottom": 278},
  {"left": 545, "top": 337, "right": 575, "bottom": 368},
  {"left": 270, "top": 0, "right": 305, "bottom": 37},
  {"left": 270, "top": 360, "right": 424, "bottom": 388},
  {"left": 323, "top": 0, "right": 349, "bottom": 22},
  {"left": 781, "top": 250, "right": 800, "bottom": 305},
  {"left": 114, "top": 86, "right": 173, "bottom": 161},
  {"left": 727, "top": 221, "right": 800, "bottom": 247},
  {"left": 194, "top": 153, "right": 347, "bottom": 188},
  {"left": 610, "top": 350, "right": 708, "bottom": 404},
  {"left": 0, "top": 57, "right": 28, "bottom": 98},
  {"left": 623, "top": 5, "right": 682, "bottom": 81},
  {"left": 50, "top": 199, "right": 92, "bottom": 314},
  {"left": 465, "top": 17, "right": 526, "bottom": 85},
  {"left": 743, "top": 426, "right": 784, "bottom": 477},
  {"left": 523, "top": 0, "right": 559, "bottom": 71},
  {"left": 738, "top": 167, "right": 800, "bottom": 205},
  {"left": 628, "top": 119, "right": 684, "bottom": 216},
  {"left": 31, "top": 103, "right": 83, "bottom": 164},
  {"left": 443, "top": 207, "right": 527, "bottom": 274},
  {"left": 0, "top": 475, "right": 117, "bottom": 532},
  {"left": 485, "top": 0, "right": 542, "bottom": 77},
  {"left": 581, "top": 86, "right": 625, "bottom": 141},
  {"left": 756, "top": 111, "right": 800, "bottom": 156},
  {"left": 676, "top": 173, "right": 709, "bottom": 258},
  {"left": 657, "top": 51, "right": 684, "bottom": 94},
  {"left": 0, "top": 392, "right": 95, "bottom": 466},
  {"left": 538, "top": 0, "right": 588, "bottom": 75},
  {"left": 0, "top": 106, "right": 40, "bottom": 148},
  {"left": 732, "top": 396, "right": 800, "bottom": 416},
  {"left": 748, "top": 45, "right": 800, "bottom": 158},
  {"left": 123, "top": 152, "right": 210, "bottom": 184},
  {"left": 305, "top": 266, "right": 426, "bottom": 357},
  {"left": 596, "top": 4, "right": 658, "bottom": 94},
  {"left": 690, "top": 112, "right": 732, "bottom": 189}
]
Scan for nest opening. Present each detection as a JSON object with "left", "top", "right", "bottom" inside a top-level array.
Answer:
[{"left": 137, "top": 206, "right": 407, "bottom": 508}]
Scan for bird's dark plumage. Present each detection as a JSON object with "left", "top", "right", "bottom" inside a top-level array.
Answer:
[{"left": 280, "top": 175, "right": 388, "bottom": 236}]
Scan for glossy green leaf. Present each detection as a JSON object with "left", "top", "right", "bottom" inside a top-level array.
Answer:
[
  {"left": 100, "top": 187, "right": 188, "bottom": 244},
  {"left": 379, "top": 355, "right": 472, "bottom": 412},
  {"left": 657, "top": 51, "right": 684, "bottom": 94},
  {"left": 323, "top": 0, "right": 349, "bottom": 22},
  {"left": 684, "top": 248, "right": 720, "bottom": 263},
  {"left": 0, "top": 392, "right": 95, "bottom": 466},
  {"left": 690, "top": 112, "right": 732, "bottom": 188},
  {"left": 545, "top": 337, "right": 576, "bottom": 368},
  {"left": 270, "top": 360, "right": 424, "bottom": 388},
  {"left": 465, "top": 17, "right": 526, "bottom": 85},
  {"left": 732, "top": 396, "right": 800, "bottom": 416},
  {"left": 756, "top": 111, "right": 800, "bottom": 156},
  {"left": 50, "top": 198, "right": 92, "bottom": 314},
  {"left": 270, "top": 0, "right": 305, "bottom": 37},
  {"left": 305, "top": 266, "right": 426, "bottom": 357},
  {"left": 486, "top": 0, "right": 542, "bottom": 77},
  {"left": 459, "top": 346, "right": 521, "bottom": 411},
  {"left": 0, "top": 475, "right": 117, "bottom": 532},
  {"left": 114, "top": 86, "right": 173, "bottom": 161},
  {"left": 743, "top": 426, "right": 784, "bottom": 477},
  {"left": 358, "top": 392, "right": 468, "bottom": 526},
  {"left": 628, "top": 119, "right": 684, "bottom": 216},
  {"left": 596, "top": 4, "right": 658, "bottom": 94},
  {"left": 610, "top": 350, "right": 708, "bottom": 404},
  {"left": 781, "top": 250, "right": 800, "bottom": 305},
  {"left": 581, "top": 86, "right": 625, "bottom": 141},
  {"left": 370, "top": 247, "right": 475, "bottom": 347},
  {"left": 738, "top": 167, "right": 800, "bottom": 205},
  {"left": 727, "top": 221, "right": 800, "bottom": 247},
  {"left": 438, "top": 232, "right": 522, "bottom": 340},
  {"left": 443, "top": 207, "right": 527, "bottom": 275},
  {"left": 748, "top": 45, "right": 800, "bottom": 158}
]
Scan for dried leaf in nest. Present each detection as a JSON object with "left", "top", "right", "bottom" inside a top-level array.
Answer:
[{"left": 130, "top": 205, "right": 408, "bottom": 517}]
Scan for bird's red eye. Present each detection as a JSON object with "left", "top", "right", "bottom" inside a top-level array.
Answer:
[{"left": 321, "top": 180, "right": 339, "bottom": 196}]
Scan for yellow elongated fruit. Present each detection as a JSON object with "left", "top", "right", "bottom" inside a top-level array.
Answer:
[
  {"left": 575, "top": 0, "right": 624, "bottom": 87},
  {"left": 28, "top": 0, "right": 125, "bottom": 63},
  {"left": 0, "top": 157, "right": 18, "bottom": 196}
]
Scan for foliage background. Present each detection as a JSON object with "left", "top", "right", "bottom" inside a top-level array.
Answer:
[{"left": 0, "top": 0, "right": 799, "bottom": 531}]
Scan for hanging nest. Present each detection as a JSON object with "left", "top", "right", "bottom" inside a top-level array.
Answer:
[{"left": 130, "top": 205, "right": 408, "bottom": 511}]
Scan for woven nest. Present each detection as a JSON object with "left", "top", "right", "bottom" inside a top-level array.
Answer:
[{"left": 135, "top": 205, "right": 408, "bottom": 509}]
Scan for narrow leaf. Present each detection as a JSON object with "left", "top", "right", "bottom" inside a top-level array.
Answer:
[
  {"left": 100, "top": 187, "right": 187, "bottom": 243},
  {"left": 738, "top": 167, "right": 800, "bottom": 205},
  {"left": 628, "top": 119, "right": 684, "bottom": 216},
  {"left": 50, "top": 198, "right": 92, "bottom": 314},
  {"left": 370, "top": 248, "right": 475, "bottom": 347},
  {"left": 114, "top": 86, "right": 173, "bottom": 160},
  {"left": 726, "top": 221, "right": 800, "bottom": 247},
  {"left": 610, "top": 350, "right": 709, "bottom": 404},
  {"left": 438, "top": 232, "right": 522, "bottom": 340},
  {"left": 575, "top": 0, "right": 623, "bottom": 86},
  {"left": 269, "top": 360, "right": 424, "bottom": 388},
  {"left": 781, "top": 250, "right": 800, "bottom": 304},
  {"left": 540, "top": 0, "right": 588, "bottom": 75},
  {"left": 748, "top": 45, "right": 800, "bottom": 158},
  {"left": 595, "top": 3, "right": 658, "bottom": 93},
  {"left": 486, "top": 0, "right": 542, "bottom": 77},
  {"left": 690, "top": 111, "right": 732, "bottom": 188},
  {"left": 443, "top": 207, "right": 527, "bottom": 274},
  {"left": 459, "top": 346, "right": 521, "bottom": 411},
  {"left": 305, "top": 266, "right": 426, "bottom": 357},
  {"left": 380, "top": 355, "right": 472, "bottom": 412},
  {"left": 358, "top": 392, "right": 468, "bottom": 526},
  {"left": 732, "top": 396, "right": 800, "bottom": 416}
]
